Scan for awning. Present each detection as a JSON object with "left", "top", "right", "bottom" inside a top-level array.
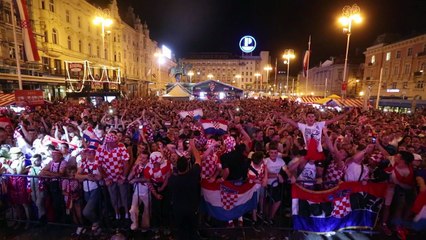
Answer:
[
  {"left": 336, "top": 98, "right": 364, "bottom": 107},
  {"left": 301, "top": 96, "right": 322, "bottom": 103},
  {"left": 0, "top": 93, "right": 15, "bottom": 107}
]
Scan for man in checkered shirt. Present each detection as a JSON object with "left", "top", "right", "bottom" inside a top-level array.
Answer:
[{"left": 97, "top": 132, "right": 130, "bottom": 220}]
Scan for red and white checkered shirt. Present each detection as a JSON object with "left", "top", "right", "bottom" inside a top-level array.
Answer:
[
  {"left": 143, "top": 160, "right": 172, "bottom": 184},
  {"left": 248, "top": 161, "right": 266, "bottom": 183},
  {"left": 201, "top": 153, "right": 221, "bottom": 180},
  {"left": 96, "top": 143, "right": 129, "bottom": 182}
]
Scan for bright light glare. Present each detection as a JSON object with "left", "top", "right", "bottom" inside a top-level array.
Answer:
[
  {"left": 352, "top": 14, "right": 362, "bottom": 23},
  {"left": 158, "top": 56, "right": 165, "bottom": 65},
  {"left": 339, "top": 16, "right": 349, "bottom": 26},
  {"left": 219, "top": 92, "right": 225, "bottom": 99},
  {"left": 359, "top": 91, "right": 365, "bottom": 96},
  {"left": 93, "top": 16, "right": 113, "bottom": 27}
]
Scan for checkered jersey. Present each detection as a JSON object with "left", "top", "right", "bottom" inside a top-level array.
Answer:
[
  {"left": 143, "top": 160, "right": 172, "bottom": 183},
  {"left": 96, "top": 143, "right": 129, "bottom": 182},
  {"left": 201, "top": 153, "right": 221, "bottom": 179},
  {"left": 324, "top": 161, "right": 345, "bottom": 189}
]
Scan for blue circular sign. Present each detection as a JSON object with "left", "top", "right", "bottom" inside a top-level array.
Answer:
[{"left": 239, "top": 35, "right": 256, "bottom": 53}]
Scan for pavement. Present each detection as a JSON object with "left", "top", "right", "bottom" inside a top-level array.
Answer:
[{"left": 2, "top": 218, "right": 424, "bottom": 240}]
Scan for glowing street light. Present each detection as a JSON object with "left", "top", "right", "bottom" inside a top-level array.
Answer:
[
  {"left": 339, "top": 4, "right": 362, "bottom": 99},
  {"left": 282, "top": 49, "right": 295, "bottom": 95},
  {"left": 187, "top": 71, "right": 194, "bottom": 83},
  {"left": 263, "top": 65, "right": 272, "bottom": 91},
  {"left": 207, "top": 73, "right": 214, "bottom": 79},
  {"left": 154, "top": 51, "right": 165, "bottom": 82},
  {"left": 93, "top": 13, "right": 113, "bottom": 60}
]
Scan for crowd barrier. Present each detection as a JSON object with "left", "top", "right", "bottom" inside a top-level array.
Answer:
[{"left": 0, "top": 173, "right": 387, "bottom": 234}]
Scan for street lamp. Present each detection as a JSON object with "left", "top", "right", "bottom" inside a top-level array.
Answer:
[
  {"left": 93, "top": 13, "right": 113, "bottom": 60},
  {"left": 263, "top": 65, "right": 272, "bottom": 91},
  {"left": 207, "top": 74, "right": 214, "bottom": 80},
  {"left": 254, "top": 72, "right": 261, "bottom": 91},
  {"left": 187, "top": 71, "right": 194, "bottom": 83},
  {"left": 154, "top": 51, "right": 165, "bottom": 85},
  {"left": 339, "top": 4, "right": 362, "bottom": 99},
  {"left": 282, "top": 49, "right": 295, "bottom": 96}
]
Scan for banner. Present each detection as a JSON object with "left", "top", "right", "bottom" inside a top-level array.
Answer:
[
  {"left": 14, "top": 90, "right": 44, "bottom": 106},
  {"left": 292, "top": 182, "right": 388, "bottom": 232},
  {"left": 201, "top": 179, "right": 258, "bottom": 221}
]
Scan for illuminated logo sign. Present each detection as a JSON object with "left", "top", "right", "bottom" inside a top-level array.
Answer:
[
  {"left": 386, "top": 89, "right": 400, "bottom": 93},
  {"left": 239, "top": 35, "right": 256, "bottom": 53}
]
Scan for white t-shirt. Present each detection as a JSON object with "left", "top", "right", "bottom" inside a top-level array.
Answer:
[
  {"left": 344, "top": 162, "right": 369, "bottom": 182},
  {"left": 297, "top": 121, "right": 326, "bottom": 152},
  {"left": 265, "top": 157, "right": 286, "bottom": 185},
  {"left": 297, "top": 162, "right": 316, "bottom": 186}
]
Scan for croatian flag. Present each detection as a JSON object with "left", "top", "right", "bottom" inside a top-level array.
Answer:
[
  {"left": 413, "top": 191, "right": 426, "bottom": 223},
  {"left": 201, "top": 180, "right": 258, "bottom": 221},
  {"left": 179, "top": 108, "right": 203, "bottom": 120},
  {"left": 15, "top": 0, "right": 40, "bottom": 62},
  {"left": 42, "top": 135, "right": 78, "bottom": 149},
  {"left": 303, "top": 50, "right": 310, "bottom": 77},
  {"left": 201, "top": 119, "right": 228, "bottom": 135},
  {"left": 292, "top": 182, "right": 388, "bottom": 232},
  {"left": 83, "top": 127, "right": 101, "bottom": 149}
]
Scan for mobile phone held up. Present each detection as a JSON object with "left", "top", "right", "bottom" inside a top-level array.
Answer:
[{"left": 371, "top": 137, "right": 376, "bottom": 144}]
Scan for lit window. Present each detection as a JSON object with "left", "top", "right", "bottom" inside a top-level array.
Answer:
[
  {"left": 370, "top": 55, "right": 375, "bottom": 64},
  {"left": 386, "top": 52, "right": 391, "bottom": 61}
]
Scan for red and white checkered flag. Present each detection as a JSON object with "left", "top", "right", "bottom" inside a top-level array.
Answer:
[
  {"left": 331, "top": 195, "right": 352, "bottom": 218},
  {"left": 220, "top": 185, "right": 238, "bottom": 210}
]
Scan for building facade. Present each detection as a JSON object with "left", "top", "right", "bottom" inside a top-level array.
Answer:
[
  {"left": 363, "top": 34, "right": 426, "bottom": 100},
  {"left": 179, "top": 51, "right": 270, "bottom": 91},
  {"left": 0, "top": 0, "right": 175, "bottom": 99},
  {"left": 299, "top": 58, "right": 363, "bottom": 97}
]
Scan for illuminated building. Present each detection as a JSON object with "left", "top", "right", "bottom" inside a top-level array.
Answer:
[{"left": 0, "top": 0, "right": 175, "bottom": 99}]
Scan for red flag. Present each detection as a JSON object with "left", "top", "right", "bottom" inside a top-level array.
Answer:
[
  {"left": 303, "top": 50, "right": 310, "bottom": 77},
  {"left": 15, "top": 0, "right": 40, "bottom": 62}
]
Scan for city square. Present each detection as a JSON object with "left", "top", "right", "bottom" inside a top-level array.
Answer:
[{"left": 0, "top": 0, "right": 425, "bottom": 239}]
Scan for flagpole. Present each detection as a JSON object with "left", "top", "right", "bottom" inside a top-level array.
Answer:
[
  {"left": 274, "top": 57, "right": 278, "bottom": 93},
  {"left": 10, "top": 0, "right": 23, "bottom": 90},
  {"left": 305, "top": 35, "right": 311, "bottom": 96}
]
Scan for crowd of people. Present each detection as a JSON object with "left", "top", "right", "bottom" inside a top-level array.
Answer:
[{"left": 0, "top": 98, "right": 425, "bottom": 239}]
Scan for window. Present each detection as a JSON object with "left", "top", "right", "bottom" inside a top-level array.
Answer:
[
  {"left": 65, "top": 10, "right": 70, "bottom": 23},
  {"left": 370, "top": 55, "right": 375, "bottom": 64},
  {"left": 9, "top": 46, "right": 16, "bottom": 59},
  {"left": 416, "top": 81, "right": 424, "bottom": 89},
  {"left": 42, "top": 57, "right": 50, "bottom": 71},
  {"left": 96, "top": 46, "right": 100, "bottom": 57},
  {"left": 67, "top": 36, "right": 71, "bottom": 50},
  {"left": 403, "top": 82, "right": 408, "bottom": 89},
  {"left": 78, "top": 40, "right": 82, "bottom": 52},
  {"left": 104, "top": 48, "right": 107, "bottom": 59},
  {"left": 396, "top": 51, "right": 401, "bottom": 59},
  {"left": 386, "top": 52, "right": 391, "bottom": 61},
  {"left": 49, "top": 0, "right": 55, "bottom": 12},
  {"left": 394, "top": 66, "right": 399, "bottom": 75},
  {"left": 88, "top": 43, "right": 92, "bottom": 56},
  {"left": 77, "top": 16, "right": 81, "bottom": 28},
  {"left": 118, "top": 52, "right": 121, "bottom": 62},
  {"left": 52, "top": 29, "right": 58, "bottom": 44},
  {"left": 43, "top": 31, "right": 48, "bottom": 42},
  {"left": 41, "top": 0, "right": 45, "bottom": 9},
  {"left": 404, "top": 64, "right": 410, "bottom": 74},
  {"left": 54, "top": 59, "right": 61, "bottom": 74},
  {"left": 4, "top": 9, "right": 11, "bottom": 24},
  {"left": 391, "top": 82, "right": 397, "bottom": 89},
  {"left": 408, "top": 48, "right": 413, "bottom": 56}
]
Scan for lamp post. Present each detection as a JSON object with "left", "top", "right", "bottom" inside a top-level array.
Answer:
[
  {"left": 283, "top": 49, "right": 295, "bottom": 96},
  {"left": 355, "top": 79, "right": 360, "bottom": 96},
  {"left": 263, "top": 65, "right": 272, "bottom": 92},
  {"left": 93, "top": 13, "right": 113, "bottom": 60},
  {"left": 254, "top": 72, "right": 261, "bottom": 91},
  {"left": 339, "top": 4, "right": 362, "bottom": 99},
  {"left": 187, "top": 71, "right": 194, "bottom": 83}
]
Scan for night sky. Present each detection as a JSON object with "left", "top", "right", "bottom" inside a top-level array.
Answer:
[{"left": 116, "top": 0, "right": 426, "bottom": 71}]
